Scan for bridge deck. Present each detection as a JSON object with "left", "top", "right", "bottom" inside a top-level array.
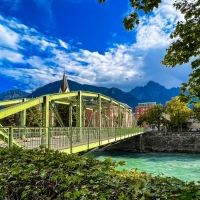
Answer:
[{"left": 61, "top": 132, "right": 143, "bottom": 153}]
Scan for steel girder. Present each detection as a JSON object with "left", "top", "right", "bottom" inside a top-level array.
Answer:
[
  {"left": 0, "top": 91, "right": 133, "bottom": 128},
  {"left": 0, "top": 97, "right": 43, "bottom": 119}
]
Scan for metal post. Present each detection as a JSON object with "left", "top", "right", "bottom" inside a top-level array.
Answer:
[
  {"left": 109, "top": 101, "right": 113, "bottom": 139},
  {"left": 82, "top": 102, "right": 86, "bottom": 137},
  {"left": 9, "top": 127, "right": 13, "bottom": 148},
  {"left": 98, "top": 94, "right": 102, "bottom": 146},
  {"left": 20, "top": 98, "right": 26, "bottom": 140},
  {"left": 87, "top": 127, "right": 89, "bottom": 149},
  {"left": 115, "top": 126, "right": 116, "bottom": 141},
  {"left": 118, "top": 104, "right": 121, "bottom": 128},
  {"left": 108, "top": 127, "right": 110, "bottom": 143},
  {"left": 123, "top": 108, "right": 126, "bottom": 128},
  {"left": 69, "top": 103, "right": 73, "bottom": 153},
  {"left": 110, "top": 100, "right": 113, "bottom": 128},
  {"left": 76, "top": 91, "right": 82, "bottom": 141},
  {"left": 51, "top": 102, "right": 55, "bottom": 127},
  {"left": 69, "top": 103, "right": 72, "bottom": 127},
  {"left": 42, "top": 95, "right": 49, "bottom": 149},
  {"left": 83, "top": 102, "right": 86, "bottom": 128},
  {"left": 40, "top": 127, "right": 44, "bottom": 146},
  {"left": 70, "top": 126, "right": 72, "bottom": 154}
]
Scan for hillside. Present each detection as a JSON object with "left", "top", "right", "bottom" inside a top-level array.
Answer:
[{"left": 0, "top": 89, "right": 30, "bottom": 101}]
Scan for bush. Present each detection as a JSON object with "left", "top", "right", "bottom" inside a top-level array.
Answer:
[{"left": 0, "top": 147, "right": 200, "bottom": 199}]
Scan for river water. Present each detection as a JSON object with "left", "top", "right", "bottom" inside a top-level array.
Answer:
[{"left": 90, "top": 151, "right": 200, "bottom": 183}]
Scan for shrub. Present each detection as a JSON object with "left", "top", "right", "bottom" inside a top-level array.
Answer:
[{"left": 0, "top": 147, "right": 200, "bottom": 199}]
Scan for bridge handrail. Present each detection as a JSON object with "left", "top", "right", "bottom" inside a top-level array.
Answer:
[{"left": 0, "top": 126, "right": 145, "bottom": 151}]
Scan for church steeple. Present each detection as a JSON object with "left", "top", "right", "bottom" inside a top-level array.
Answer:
[{"left": 59, "top": 71, "right": 70, "bottom": 93}]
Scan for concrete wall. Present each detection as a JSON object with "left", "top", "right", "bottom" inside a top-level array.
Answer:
[
  {"left": 104, "top": 131, "right": 200, "bottom": 153},
  {"left": 188, "top": 122, "right": 200, "bottom": 129}
]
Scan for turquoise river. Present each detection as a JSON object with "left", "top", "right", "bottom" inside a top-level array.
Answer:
[{"left": 90, "top": 151, "right": 200, "bottom": 183}]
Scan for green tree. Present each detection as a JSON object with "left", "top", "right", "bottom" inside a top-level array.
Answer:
[
  {"left": 99, "top": 0, "right": 200, "bottom": 102},
  {"left": 56, "top": 104, "right": 76, "bottom": 127},
  {"left": 137, "top": 112, "right": 147, "bottom": 126},
  {"left": 26, "top": 105, "right": 42, "bottom": 127},
  {"left": 99, "top": 0, "right": 163, "bottom": 30},
  {"left": 146, "top": 104, "right": 165, "bottom": 131},
  {"left": 191, "top": 104, "right": 200, "bottom": 122},
  {"left": 165, "top": 96, "right": 192, "bottom": 132},
  {"left": 0, "top": 104, "right": 20, "bottom": 126},
  {"left": 116, "top": 112, "right": 124, "bottom": 126},
  {"left": 132, "top": 115, "right": 137, "bottom": 127},
  {"left": 0, "top": 104, "right": 42, "bottom": 127}
]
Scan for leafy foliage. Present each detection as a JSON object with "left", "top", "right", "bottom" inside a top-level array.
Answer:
[
  {"left": 1, "top": 147, "right": 200, "bottom": 199},
  {"left": 192, "top": 104, "right": 200, "bottom": 122},
  {"left": 166, "top": 96, "right": 193, "bottom": 131},
  {"left": 56, "top": 104, "right": 76, "bottom": 127},
  {"left": 99, "top": 0, "right": 162, "bottom": 30},
  {"left": 26, "top": 105, "right": 42, "bottom": 127},
  {"left": 162, "top": 0, "right": 200, "bottom": 103},
  {"left": 162, "top": 0, "right": 200, "bottom": 68},
  {"left": 137, "top": 112, "right": 147, "bottom": 126},
  {"left": 137, "top": 104, "right": 165, "bottom": 130},
  {"left": 0, "top": 105, "right": 42, "bottom": 127},
  {"left": 145, "top": 104, "right": 165, "bottom": 131},
  {"left": 0, "top": 104, "right": 20, "bottom": 126}
]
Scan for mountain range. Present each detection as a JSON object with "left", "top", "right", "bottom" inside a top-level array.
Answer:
[
  {"left": 0, "top": 80, "right": 180, "bottom": 110},
  {"left": 0, "top": 89, "right": 30, "bottom": 101}
]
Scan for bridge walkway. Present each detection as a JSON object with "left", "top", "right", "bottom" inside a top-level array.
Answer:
[{"left": 0, "top": 127, "right": 145, "bottom": 153}]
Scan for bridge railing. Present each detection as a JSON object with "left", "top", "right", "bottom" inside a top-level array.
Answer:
[{"left": 0, "top": 127, "right": 146, "bottom": 151}]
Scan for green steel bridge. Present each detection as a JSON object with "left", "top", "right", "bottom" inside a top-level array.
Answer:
[{"left": 0, "top": 91, "right": 145, "bottom": 153}]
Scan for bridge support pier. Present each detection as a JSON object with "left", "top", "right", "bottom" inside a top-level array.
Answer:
[{"left": 102, "top": 134, "right": 144, "bottom": 152}]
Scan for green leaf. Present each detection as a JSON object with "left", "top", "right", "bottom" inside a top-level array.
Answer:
[
  {"left": 64, "top": 192, "right": 71, "bottom": 198},
  {"left": 11, "top": 167, "right": 21, "bottom": 175},
  {"left": 21, "top": 191, "right": 27, "bottom": 199}
]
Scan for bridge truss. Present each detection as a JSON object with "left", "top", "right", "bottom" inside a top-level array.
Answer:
[{"left": 0, "top": 91, "right": 143, "bottom": 152}]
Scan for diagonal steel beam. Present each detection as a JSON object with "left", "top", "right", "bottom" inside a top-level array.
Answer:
[
  {"left": 49, "top": 102, "right": 65, "bottom": 127},
  {"left": 0, "top": 97, "right": 43, "bottom": 119},
  {"left": 28, "top": 107, "right": 42, "bottom": 127}
]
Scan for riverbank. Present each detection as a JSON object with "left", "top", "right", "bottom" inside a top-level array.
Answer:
[{"left": 104, "top": 131, "right": 200, "bottom": 153}]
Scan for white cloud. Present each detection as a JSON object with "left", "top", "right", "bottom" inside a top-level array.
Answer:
[
  {"left": 0, "top": 0, "right": 191, "bottom": 92},
  {"left": 135, "top": 0, "right": 183, "bottom": 50},
  {"left": 0, "top": 49, "right": 24, "bottom": 63},
  {"left": 0, "top": 24, "right": 19, "bottom": 49},
  {"left": 58, "top": 39, "right": 69, "bottom": 49}
]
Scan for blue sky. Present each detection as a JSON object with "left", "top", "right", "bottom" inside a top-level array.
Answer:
[{"left": 0, "top": 0, "right": 192, "bottom": 93}]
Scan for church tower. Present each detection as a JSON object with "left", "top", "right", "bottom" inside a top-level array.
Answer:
[{"left": 59, "top": 71, "right": 70, "bottom": 93}]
